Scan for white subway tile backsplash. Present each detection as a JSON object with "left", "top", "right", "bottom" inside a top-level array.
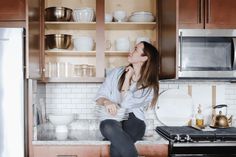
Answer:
[{"left": 40, "top": 81, "right": 236, "bottom": 129}]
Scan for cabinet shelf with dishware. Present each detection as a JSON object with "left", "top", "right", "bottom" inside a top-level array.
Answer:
[
  {"left": 43, "top": 0, "right": 100, "bottom": 82},
  {"left": 41, "top": 0, "right": 158, "bottom": 82},
  {"left": 104, "top": 0, "right": 158, "bottom": 70}
]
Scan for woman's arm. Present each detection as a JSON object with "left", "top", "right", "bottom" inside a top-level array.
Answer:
[{"left": 96, "top": 97, "right": 118, "bottom": 116}]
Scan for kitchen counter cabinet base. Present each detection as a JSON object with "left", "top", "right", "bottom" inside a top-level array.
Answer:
[{"left": 32, "top": 144, "right": 168, "bottom": 157}]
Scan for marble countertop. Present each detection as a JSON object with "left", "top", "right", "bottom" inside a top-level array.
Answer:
[{"left": 33, "top": 130, "right": 168, "bottom": 145}]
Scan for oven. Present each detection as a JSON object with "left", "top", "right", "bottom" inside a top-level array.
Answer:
[{"left": 156, "top": 126, "right": 236, "bottom": 157}]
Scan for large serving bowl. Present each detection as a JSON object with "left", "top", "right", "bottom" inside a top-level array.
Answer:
[
  {"left": 45, "top": 34, "right": 72, "bottom": 49},
  {"left": 73, "top": 36, "right": 94, "bottom": 51},
  {"left": 48, "top": 114, "right": 74, "bottom": 126},
  {"left": 48, "top": 114, "right": 74, "bottom": 140},
  {"left": 45, "top": 7, "right": 73, "bottom": 21},
  {"left": 73, "top": 7, "right": 95, "bottom": 22}
]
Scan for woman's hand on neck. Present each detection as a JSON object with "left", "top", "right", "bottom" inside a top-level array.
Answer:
[{"left": 131, "top": 62, "right": 142, "bottom": 81}]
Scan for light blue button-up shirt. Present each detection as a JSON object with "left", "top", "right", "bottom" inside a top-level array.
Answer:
[{"left": 94, "top": 66, "right": 153, "bottom": 121}]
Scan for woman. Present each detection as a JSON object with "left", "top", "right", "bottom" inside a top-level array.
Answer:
[{"left": 95, "top": 41, "right": 159, "bottom": 157}]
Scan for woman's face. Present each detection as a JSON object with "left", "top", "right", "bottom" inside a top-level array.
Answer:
[{"left": 128, "top": 43, "right": 148, "bottom": 64}]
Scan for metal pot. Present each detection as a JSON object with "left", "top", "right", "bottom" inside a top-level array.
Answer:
[
  {"left": 45, "top": 7, "right": 73, "bottom": 21},
  {"left": 45, "top": 34, "right": 72, "bottom": 49},
  {"left": 211, "top": 104, "right": 233, "bottom": 128}
]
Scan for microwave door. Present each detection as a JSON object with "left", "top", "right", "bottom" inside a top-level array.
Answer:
[{"left": 178, "top": 37, "right": 235, "bottom": 78}]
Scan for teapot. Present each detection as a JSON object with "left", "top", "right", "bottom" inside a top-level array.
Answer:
[{"left": 211, "top": 104, "right": 233, "bottom": 128}]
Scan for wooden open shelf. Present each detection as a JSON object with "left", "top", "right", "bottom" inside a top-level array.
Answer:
[
  {"left": 105, "top": 22, "right": 156, "bottom": 30},
  {"left": 45, "top": 50, "right": 96, "bottom": 56},
  {"left": 44, "top": 77, "right": 105, "bottom": 83},
  {"left": 45, "top": 22, "right": 96, "bottom": 30}
]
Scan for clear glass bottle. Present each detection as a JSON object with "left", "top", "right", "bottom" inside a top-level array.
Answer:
[{"left": 196, "top": 104, "right": 204, "bottom": 128}]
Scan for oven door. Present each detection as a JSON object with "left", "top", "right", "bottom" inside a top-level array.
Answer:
[{"left": 170, "top": 142, "right": 236, "bottom": 157}]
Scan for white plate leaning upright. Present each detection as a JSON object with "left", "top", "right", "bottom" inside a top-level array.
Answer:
[{"left": 155, "top": 88, "right": 194, "bottom": 126}]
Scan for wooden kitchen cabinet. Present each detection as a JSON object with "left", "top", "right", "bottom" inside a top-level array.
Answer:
[
  {"left": 42, "top": 0, "right": 159, "bottom": 82},
  {"left": 33, "top": 145, "right": 106, "bottom": 157},
  {"left": 179, "top": 0, "right": 236, "bottom": 29},
  {"left": 0, "top": 0, "right": 25, "bottom": 21}
]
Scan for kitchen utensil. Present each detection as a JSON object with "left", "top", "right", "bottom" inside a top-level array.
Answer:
[
  {"left": 45, "top": 34, "right": 72, "bottom": 49},
  {"left": 73, "top": 7, "right": 95, "bottom": 22},
  {"left": 45, "top": 7, "right": 73, "bottom": 21},
  {"left": 155, "top": 88, "right": 193, "bottom": 126},
  {"left": 211, "top": 104, "right": 233, "bottom": 128}
]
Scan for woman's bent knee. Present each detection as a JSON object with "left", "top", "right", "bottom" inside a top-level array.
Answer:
[{"left": 100, "top": 119, "right": 120, "bottom": 137}]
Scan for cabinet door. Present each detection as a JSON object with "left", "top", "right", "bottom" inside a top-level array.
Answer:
[
  {"left": 178, "top": 0, "right": 204, "bottom": 29},
  {"left": 26, "top": 0, "right": 42, "bottom": 79},
  {"left": 0, "top": 0, "right": 25, "bottom": 21},
  {"left": 205, "top": 0, "right": 236, "bottom": 28}
]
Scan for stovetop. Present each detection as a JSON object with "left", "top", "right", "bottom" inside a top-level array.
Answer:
[{"left": 156, "top": 126, "right": 236, "bottom": 142}]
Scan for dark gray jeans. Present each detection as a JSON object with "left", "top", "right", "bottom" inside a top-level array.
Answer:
[{"left": 99, "top": 112, "right": 146, "bottom": 157}]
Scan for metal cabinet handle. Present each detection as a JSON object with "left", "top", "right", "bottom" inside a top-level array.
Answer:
[
  {"left": 206, "top": 0, "right": 211, "bottom": 24},
  {"left": 179, "top": 31, "right": 183, "bottom": 72},
  {"left": 198, "top": 0, "right": 202, "bottom": 23}
]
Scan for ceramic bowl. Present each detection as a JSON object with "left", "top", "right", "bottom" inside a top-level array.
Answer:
[
  {"left": 73, "top": 36, "right": 94, "bottom": 51},
  {"left": 48, "top": 114, "right": 74, "bottom": 126},
  {"left": 113, "top": 10, "right": 126, "bottom": 22},
  {"left": 73, "top": 7, "right": 95, "bottom": 22}
]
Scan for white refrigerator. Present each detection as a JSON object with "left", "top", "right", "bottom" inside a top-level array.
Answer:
[{"left": 0, "top": 28, "right": 25, "bottom": 157}]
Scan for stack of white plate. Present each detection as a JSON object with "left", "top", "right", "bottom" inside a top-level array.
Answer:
[
  {"left": 129, "top": 11, "right": 155, "bottom": 22},
  {"left": 94, "top": 105, "right": 129, "bottom": 121}
]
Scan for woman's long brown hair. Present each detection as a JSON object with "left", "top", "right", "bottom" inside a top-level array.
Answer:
[{"left": 118, "top": 41, "right": 160, "bottom": 108}]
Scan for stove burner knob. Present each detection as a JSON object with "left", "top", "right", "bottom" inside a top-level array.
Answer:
[
  {"left": 174, "top": 134, "right": 181, "bottom": 142},
  {"left": 185, "top": 134, "right": 192, "bottom": 142}
]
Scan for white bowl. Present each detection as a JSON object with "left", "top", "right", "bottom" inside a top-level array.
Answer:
[
  {"left": 48, "top": 114, "right": 74, "bottom": 126},
  {"left": 129, "top": 14, "right": 155, "bottom": 22},
  {"left": 113, "top": 10, "right": 126, "bottom": 22},
  {"left": 115, "top": 37, "right": 130, "bottom": 51},
  {"left": 73, "top": 7, "right": 95, "bottom": 22},
  {"left": 105, "top": 13, "right": 113, "bottom": 22},
  {"left": 73, "top": 36, "right": 94, "bottom": 51},
  {"left": 136, "top": 37, "right": 151, "bottom": 44}
]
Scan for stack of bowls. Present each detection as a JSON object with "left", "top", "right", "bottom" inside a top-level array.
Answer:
[
  {"left": 129, "top": 11, "right": 155, "bottom": 22},
  {"left": 73, "top": 7, "right": 95, "bottom": 22},
  {"left": 45, "top": 7, "right": 73, "bottom": 21}
]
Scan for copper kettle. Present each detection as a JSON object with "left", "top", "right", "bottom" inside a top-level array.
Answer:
[{"left": 211, "top": 104, "right": 233, "bottom": 128}]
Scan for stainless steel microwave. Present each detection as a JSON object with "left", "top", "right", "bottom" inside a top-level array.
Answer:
[{"left": 178, "top": 29, "right": 236, "bottom": 79}]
